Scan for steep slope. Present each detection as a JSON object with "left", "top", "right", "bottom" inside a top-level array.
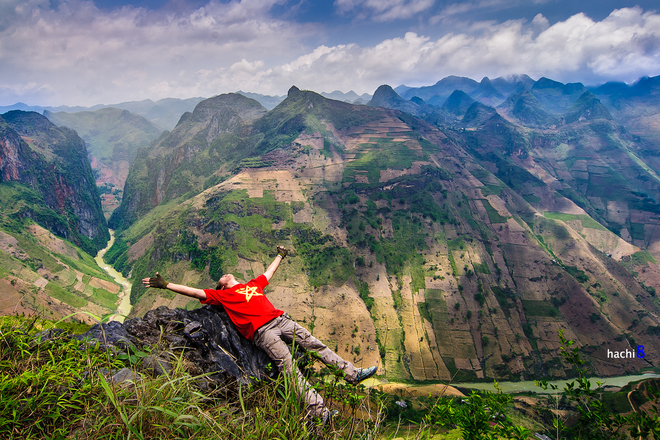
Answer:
[
  {"left": 45, "top": 108, "right": 164, "bottom": 217},
  {"left": 108, "top": 93, "right": 269, "bottom": 230},
  {"left": 459, "top": 99, "right": 660, "bottom": 295},
  {"left": 0, "top": 222, "right": 122, "bottom": 322},
  {"left": 106, "top": 88, "right": 660, "bottom": 383},
  {"left": 0, "top": 111, "right": 108, "bottom": 254}
]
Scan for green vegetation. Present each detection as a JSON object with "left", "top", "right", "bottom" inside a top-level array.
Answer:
[
  {"left": 544, "top": 212, "right": 608, "bottom": 231},
  {"left": 0, "top": 215, "right": 120, "bottom": 318},
  {"left": 0, "top": 316, "right": 392, "bottom": 439},
  {"left": 343, "top": 138, "right": 423, "bottom": 184},
  {"left": 482, "top": 199, "right": 508, "bottom": 223},
  {"left": 45, "top": 282, "right": 88, "bottom": 308},
  {"left": 565, "top": 266, "right": 589, "bottom": 283},
  {"left": 521, "top": 299, "right": 559, "bottom": 317},
  {"left": 492, "top": 286, "right": 516, "bottom": 317}
]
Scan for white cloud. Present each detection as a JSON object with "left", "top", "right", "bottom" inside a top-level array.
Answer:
[
  {"left": 0, "top": 0, "right": 311, "bottom": 105},
  {"left": 0, "top": 4, "right": 658, "bottom": 106},
  {"left": 258, "top": 7, "right": 660, "bottom": 93}
]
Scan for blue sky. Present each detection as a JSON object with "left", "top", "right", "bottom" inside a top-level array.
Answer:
[{"left": 0, "top": 0, "right": 658, "bottom": 106}]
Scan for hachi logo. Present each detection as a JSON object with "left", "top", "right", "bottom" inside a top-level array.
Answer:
[{"left": 607, "top": 346, "right": 645, "bottom": 359}]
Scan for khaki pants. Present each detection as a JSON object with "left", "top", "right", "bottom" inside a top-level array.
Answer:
[{"left": 253, "top": 314, "right": 357, "bottom": 416}]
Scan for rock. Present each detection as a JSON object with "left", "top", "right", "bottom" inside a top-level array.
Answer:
[
  {"left": 142, "top": 355, "right": 172, "bottom": 376},
  {"left": 111, "top": 368, "right": 134, "bottom": 385},
  {"left": 78, "top": 305, "right": 275, "bottom": 384}
]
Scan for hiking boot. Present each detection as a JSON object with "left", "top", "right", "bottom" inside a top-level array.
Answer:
[
  {"left": 315, "top": 408, "right": 339, "bottom": 426},
  {"left": 320, "top": 408, "right": 340, "bottom": 425},
  {"left": 346, "top": 366, "right": 377, "bottom": 385}
]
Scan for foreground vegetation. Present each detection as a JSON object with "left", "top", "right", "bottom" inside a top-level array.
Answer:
[{"left": 2, "top": 315, "right": 660, "bottom": 439}]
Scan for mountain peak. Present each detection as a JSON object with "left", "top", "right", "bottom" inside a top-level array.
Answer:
[
  {"left": 442, "top": 90, "right": 476, "bottom": 116},
  {"left": 288, "top": 86, "right": 301, "bottom": 97},
  {"left": 371, "top": 84, "right": 398, "bottom": 101},
  {"left": 564, "top": 91, "right": 613, "bottom": 123}
]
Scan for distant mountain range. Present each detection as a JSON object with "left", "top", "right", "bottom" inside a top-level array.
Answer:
[
  {"left": 0, "top": 89, "right": 373, "bottom": 131},
  {"left": 0, "top": 98, "right": 204, "bottom": 132}
]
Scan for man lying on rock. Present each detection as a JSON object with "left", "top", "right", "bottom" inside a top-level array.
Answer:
[{"left": 142, "top": 245, "right": 377, "bottom": 422}]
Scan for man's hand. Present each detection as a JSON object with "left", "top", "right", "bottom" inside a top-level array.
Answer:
[
  {"left": 277, "top": 245, "right": 288, "bottom": 258},
  {"left": 142, "top": 272, "right": 168, "bottom": 289}
]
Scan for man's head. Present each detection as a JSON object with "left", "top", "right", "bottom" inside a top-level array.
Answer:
[{"left": 216, "top": 273, "right": 238, "bottom": 290}]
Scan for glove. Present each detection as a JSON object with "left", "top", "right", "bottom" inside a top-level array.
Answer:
[
  {"left": 277, "top": 246, "right": 288, "bottom": 258},
  {"left": 146, "top": 272, "right": 168, "bottom": 289}
]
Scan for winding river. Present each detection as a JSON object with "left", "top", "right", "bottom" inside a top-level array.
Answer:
[{"left": 95, "top": 230, "right": 132, "bottom": 323}]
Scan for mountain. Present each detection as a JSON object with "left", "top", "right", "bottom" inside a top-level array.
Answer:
[
  {"left": 0, "top": 98, "right": 204, "bottom": 132},
  {"left": 530, "top": 77, "right": 587, "bottom": 113},
  {"left": 563, "top": 91, "right": 613, "bottom": 124},
  {"left": 0, "top": 111, "right": 108, "bottom": 254},
  {"left": 44, "top": 108, "right": 164, "bottom": 217},
  {"left": 471, "top": 77, "right": 505, "bottom": 106},
  {"left": 498, "top": 90, "right": 559, "bottom": 127},
  {"left": 93, "top": 97, "right": 205, "bottom": 131},
  {"left": 461, "top": 102, "right": 499, "bottom": 127},
  {"left": 108, "top": 92, "right": 269, "bottom": 231},
  {"left": 441, "top": 90, "right": 476, "bottom": 118},
  {"left": 102, "top": 86, "right": 660, "bottom": 383},
  {"left": 490, "top": 74, "right": 536, "bottom": 95},
  {"left": 236, "top": 91, "right": 286, "bottom": 110},
  {"left": 0, "top": 222, "right": 122, "bottom": 321},
  {"left": 368, "top": 85, "right": 447, "bottom": 126},
  {"left": 321, "top": 90, "right": 373, "bottom": 104},
  {"left": 400, "top": 75, "right": 481, "bottom": 105},
  {"left": 591, "top": 75, "right": 660, "bottom": 144},
  {"left": 401, "top": 75, "right": 535, "bottom": 108}
]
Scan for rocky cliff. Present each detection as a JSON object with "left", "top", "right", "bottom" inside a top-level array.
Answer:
[{"left": 0, "top": 111, "right": 108, "bottom": 253}]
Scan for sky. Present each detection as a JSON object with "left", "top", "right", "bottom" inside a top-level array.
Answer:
[{"left": 0, "top": 0, "right": 659, "bottom": 106}]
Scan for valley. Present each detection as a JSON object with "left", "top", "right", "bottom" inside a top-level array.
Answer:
[{"left": 2, "top": 74, "right": 660, "bottom": 385}]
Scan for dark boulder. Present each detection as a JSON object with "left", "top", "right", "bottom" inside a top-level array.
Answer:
[{"left": 77, "top": 305, "right": 274, "bottom": 384}]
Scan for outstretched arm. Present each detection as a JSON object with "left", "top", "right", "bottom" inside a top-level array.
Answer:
[
  {"left": 263, "top": 246, "right": 288, "bottom": 281},
  {"left": 142, "top": 272, "right": 207, "bottom": 300}
]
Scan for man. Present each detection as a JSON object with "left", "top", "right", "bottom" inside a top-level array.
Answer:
[{"left": 142, "top": 245, "right": 377, "bottom": 421}]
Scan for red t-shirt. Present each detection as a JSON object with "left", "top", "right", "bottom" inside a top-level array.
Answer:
[{"left": 201, "top": 274, "right": 283, "bottom": 340}]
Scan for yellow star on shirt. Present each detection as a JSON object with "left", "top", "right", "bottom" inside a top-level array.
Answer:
[{"left": 236, "top": 285, "right": 263, "bottom": 303}]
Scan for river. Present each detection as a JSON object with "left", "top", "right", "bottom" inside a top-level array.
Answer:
[
  {"left": 454, "top": 372, "right": 660, "bottom": 393},
  {"left": 367, "top": 372, "right": 660, "bottom": 395},
  {"left": 94, "top": 230, "right": 132, "bottom": 323}
]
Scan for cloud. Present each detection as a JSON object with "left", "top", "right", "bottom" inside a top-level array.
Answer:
[
  {"left": 0, "top": 3, "right": 658, "bottom": 106},
  {"left": 334, "top": 0, "right": 436, "bottom": 22},
  {"left": 258, "top": 7, "right": 660, "bottom": 93},
  {"left": 0, "top": 0, "right": 312, "bottom": 105}
]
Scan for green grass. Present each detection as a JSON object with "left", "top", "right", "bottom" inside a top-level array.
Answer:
[
  {"left": 44, "top": 282, "right": 88, "bottom": 308},
  {"left": 482, "top": 199, "right": 508, "bottom": 223},
  {"left": 90, "top": 287, "right": 119, "bottom": 309},
  {"left": 544, "top": 212, "right": 608, "bottom": 231},
  {"left": 0, "top": 316, "right": 391, "bottom": 440},
  {"left": 630, "top": 222, "right": 646, "bottom": 240},
  {"left": 521, "top": 300, "right": 559, "bottom": 317},
  {"left": 342, "top": 138, "right": 423, "bottom": 184}
]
